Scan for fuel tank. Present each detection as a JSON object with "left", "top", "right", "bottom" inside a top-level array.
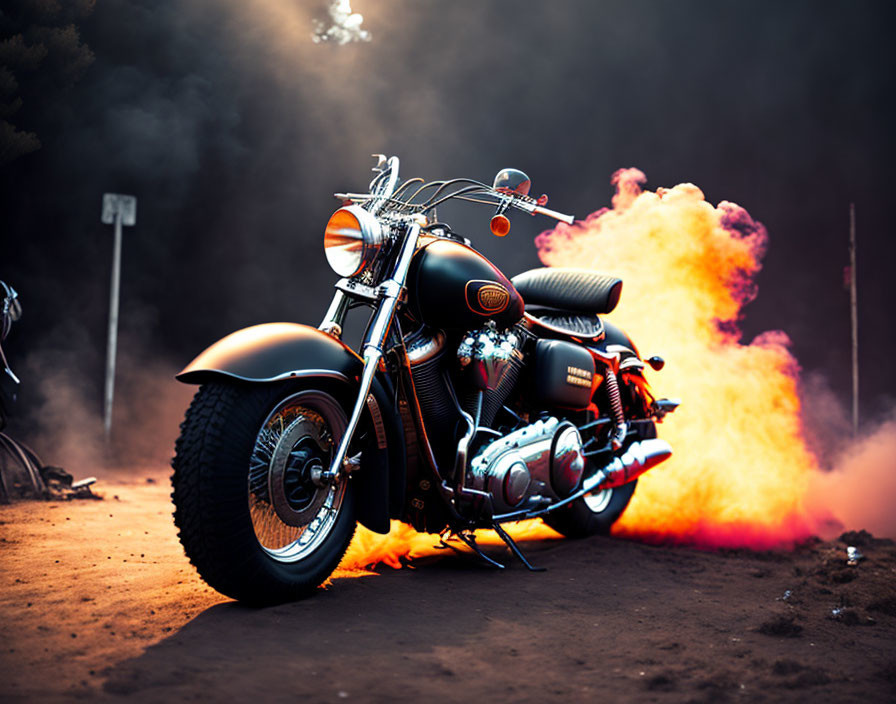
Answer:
[{"left": 407, "top": 239, "right": 524, "bottom": 331}]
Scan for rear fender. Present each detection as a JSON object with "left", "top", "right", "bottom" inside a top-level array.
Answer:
[
  {"left": 176, "top": 323, "right": 405, "bottom": 534},
  {"left": 587, "top": 321, "right": 653, "bottom": 417}
]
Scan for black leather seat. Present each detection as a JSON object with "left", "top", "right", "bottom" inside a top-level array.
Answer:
[{"left": 511, "top": 268, "right": 623, "bottom": 315}]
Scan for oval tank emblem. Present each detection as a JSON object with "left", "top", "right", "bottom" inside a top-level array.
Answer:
[{"left": 465, "top": 280, "right": 510, "bottom": 315}]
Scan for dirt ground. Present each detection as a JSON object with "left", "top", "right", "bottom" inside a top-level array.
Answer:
[{"left": 1, "top": 467, "right": 895, "bottom": 703}]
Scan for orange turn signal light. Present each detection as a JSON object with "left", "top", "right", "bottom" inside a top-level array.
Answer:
[{"left": 490, "top": 214, "right": 511, "bottom": 237}]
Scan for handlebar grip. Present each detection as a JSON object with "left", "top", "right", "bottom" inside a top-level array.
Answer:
[{"left": 531, "top": 204, "right": 575, "bottom": 225}]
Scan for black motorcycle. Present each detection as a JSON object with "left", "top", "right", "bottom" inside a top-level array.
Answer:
[{"left": 171, "top": 156, "right": 678, "bottom": 604}]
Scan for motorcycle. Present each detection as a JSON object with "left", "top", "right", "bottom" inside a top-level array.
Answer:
[{"left": 171, "top": 156, "right": 679, "bottom": 604}]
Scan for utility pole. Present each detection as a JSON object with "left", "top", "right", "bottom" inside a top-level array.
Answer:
[
  {"left": 101, "top": 194, "right": 137, "bottom": 442},
  {"left": 849, "top": 203, "right": 859, "bottom": 436}
]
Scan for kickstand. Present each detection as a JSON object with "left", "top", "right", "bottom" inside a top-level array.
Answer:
[
  {"left": 491, "top": 522, "right": 546, "bottom": 572},
  {"left": 449, "top": 531, "right": 506, "bottom": 570}
]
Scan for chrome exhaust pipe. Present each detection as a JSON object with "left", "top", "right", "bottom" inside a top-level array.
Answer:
[{"left": 581, "top": 438, "right": 673, "bottom": 494}]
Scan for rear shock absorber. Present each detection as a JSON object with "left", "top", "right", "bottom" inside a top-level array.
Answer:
[{"left": 604, "top": 369, "right": 627, "bottom": 450}]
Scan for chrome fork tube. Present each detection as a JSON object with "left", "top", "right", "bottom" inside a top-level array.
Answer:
[
  {"left": 319, "top": 290, "right": 350, "bottom": 338},
  {"left": 321, "top": 223, "right": 421, "bottom": 484}
]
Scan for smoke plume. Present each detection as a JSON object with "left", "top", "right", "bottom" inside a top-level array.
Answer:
[
  {"left": 808, "top": 414, "right": 896, "bottom": 539},
  {"left": 537, "top": 170, "right": 818, "bottom": 547}
]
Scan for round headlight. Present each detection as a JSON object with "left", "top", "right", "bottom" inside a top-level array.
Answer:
[{"left": 323, "top": 205, "right": 384, "bottom": 278}]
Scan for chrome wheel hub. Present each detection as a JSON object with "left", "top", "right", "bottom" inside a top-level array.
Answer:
[
  {"left": 248, "top": 392, "right": 347, "bottom": 563},
  {"left": 584, "top": 487, "right": 613, "bottom": 513}
]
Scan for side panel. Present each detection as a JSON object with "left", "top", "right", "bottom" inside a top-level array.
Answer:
[{"left": 176, "top": 322, "right": 404, "bottom": 534}]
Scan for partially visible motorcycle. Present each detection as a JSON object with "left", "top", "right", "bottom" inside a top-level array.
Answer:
[
  {"left": 0, "top": 282, "right": 45, "bottom": 501},
  {"left": 172, "top": 156, "right": 679, "bottom": 604}
]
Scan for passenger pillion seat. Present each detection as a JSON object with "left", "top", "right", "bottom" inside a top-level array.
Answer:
[{"left": 511, "top": 268, "right": 623, "bottom": 339}]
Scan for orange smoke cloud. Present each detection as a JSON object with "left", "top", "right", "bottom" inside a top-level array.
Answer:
[
  {"left": 537, "top": 169, "right": 818, "bottom": 548},
  {"left": 807, "top": 415, "right": 896, "bottom": 539}
]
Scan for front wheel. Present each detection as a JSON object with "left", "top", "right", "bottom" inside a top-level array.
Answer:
[{"left": 171, "top": 381, "right": 356, "bottom": 605}]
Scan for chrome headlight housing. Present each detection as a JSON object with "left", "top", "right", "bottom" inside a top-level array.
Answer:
[{"left": 323, "top": 205, "right": 384, "bottom": 278}]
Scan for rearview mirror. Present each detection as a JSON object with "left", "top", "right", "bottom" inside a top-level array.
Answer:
[{"left": 493, "top": 168, "right": 531, "bottom": 196}]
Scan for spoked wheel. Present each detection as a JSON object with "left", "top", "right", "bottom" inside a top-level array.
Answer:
[
  {"left": 248, "top": 391, "right": 348, "bottom": 563},
  {"left": 172, "top": 382, "right": 356, "bottom": 605}
]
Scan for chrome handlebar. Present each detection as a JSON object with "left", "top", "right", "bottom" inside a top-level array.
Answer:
[
  {"left": 333, "top": 186, "right": 576, "bottom": 226},
  {"left": 336, "top": 153, "right": 576, "bottom": 225},
  {"left": 505, "top": 196, "right": 575, "bottom": 225}
]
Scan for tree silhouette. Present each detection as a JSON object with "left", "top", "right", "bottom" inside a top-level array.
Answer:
[{"left": 0, "top": 0, "right": 95, "bottom": 163}]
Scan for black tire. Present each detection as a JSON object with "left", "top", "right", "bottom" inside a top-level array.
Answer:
[
  {"left": 171, "top": 381, "right": 356, "bottom": 605},
  {"left": 542, "top": 480, "right": 638, "bottom": 538},
  {"left": 542, "top": 421, "right": 655, "bottom": 538}
]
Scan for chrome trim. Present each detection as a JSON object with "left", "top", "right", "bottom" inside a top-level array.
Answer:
[
  {"left": 581, "top": 438, "right": 672, "bottom": 493},
  {"left": 605, "top": 344, "right": 635, "bottom": 356},
  {"left": 468, "top": 416, "right": 564, "bottom": 513},
  {"left": 368, "top": 155, "right": 400, "bottom": 215},
  {"left": 322, "top": 347, "right": 380, "bottom": 484},
  {"left": 453, "top": 402, "right": 477, "bottom": 489},
  {"left": 320, "top": 289, "right": 351, "bottom": 333},
  {"left": 605, "top": 345, "right": 644, "bottom": 370},
  {"left": 583, "top": 487, "right": 613, "bottom": 513},
  {"left": 456, "top": 323, "right": 521, "bottom": 389},
  {"left": 324, "top": 222, "right": 422, "bottom": 484},
  {"left": 319, "top": 322, "right": 343, "bottom": 339},
  {"left": 522, "top": 312, "right": 606, "bottom": 341},
  {"left": 619, "top": 357, "right": 645, "bottom": 371},
  {"left": 248, "top": 389, "right": 349, "bottom": 563},
  {"left": 491, "top": 438, "right": 673, "bottom": 523},
  {"left": 179, "top": 368, "right": 350, "bottom": 384},
  {"left": 653, "top": 398, "right": 681, "bottom": 421},
  {"left": 335, "top": 277, "right": 378, "bottom": 302},
  {"left": 406, "top": 328, "right": 446, "bottom": 365},
  {"left": 324, "top": 205, "right": 384, "bottom": 278}
]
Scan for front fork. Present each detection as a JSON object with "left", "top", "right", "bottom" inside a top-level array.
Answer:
[{"left": 317, "top": 223, "right": 421, "bottom": 485}]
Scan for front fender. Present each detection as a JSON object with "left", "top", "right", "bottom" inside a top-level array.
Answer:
[
  {"left": 176, "top": 322, "right": 362, "bottom": 384},
  {"left": 176, "top": 322, "right": 405, "bottom": 534}
]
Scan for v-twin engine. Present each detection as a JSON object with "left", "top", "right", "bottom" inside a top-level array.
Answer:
[{"left": 467, "top": 417, "right": 585, "bottom": 514}]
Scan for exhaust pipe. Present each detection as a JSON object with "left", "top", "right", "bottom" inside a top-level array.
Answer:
[{"left": 581, "top": 438, "right": 673, "bottom": 494}]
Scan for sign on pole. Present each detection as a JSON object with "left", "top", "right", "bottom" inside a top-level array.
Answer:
[
  {"left": 102, "top": 194, "right": 137, "bottom": 226},
  {"left": 101, "top": 193, "right": 137, "bottom": 442}
]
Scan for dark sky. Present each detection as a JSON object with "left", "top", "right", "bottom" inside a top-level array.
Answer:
[{"left": 2, "top": 0, "right": 894, "bottom": 436}]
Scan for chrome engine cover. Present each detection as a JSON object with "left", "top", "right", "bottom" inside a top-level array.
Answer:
[
  {"left": 457, "top": 322, "right": 522, "bottom": 390},
  {"left": 467, "top": 417, "right": 586, "bottom": 514}
]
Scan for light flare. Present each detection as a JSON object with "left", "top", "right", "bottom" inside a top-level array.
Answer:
[{"left": 312, "top": 0, "right": 371, "bottom": 45}]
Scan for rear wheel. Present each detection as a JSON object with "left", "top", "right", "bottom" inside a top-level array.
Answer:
[
  {"left": 172, "top": 381, "right": 356, "bottom": 605},
  {"left": 543, "top": 481, "right": 638, "bottom": 538},
  {"left": 542, "top": 421, "right": 655, "bottom": 538}
]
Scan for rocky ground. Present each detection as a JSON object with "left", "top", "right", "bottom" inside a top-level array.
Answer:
[{"left": 1, "top": 467, "right": 894, "bottom": 703}]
